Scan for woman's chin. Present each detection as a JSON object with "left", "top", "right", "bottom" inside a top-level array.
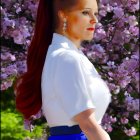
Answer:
[
  {"left": 84, "top": 33, "right": 94, "bottom": 40},
  {"left": 84, "top": 36, "right": 93, "bottom": 41}
]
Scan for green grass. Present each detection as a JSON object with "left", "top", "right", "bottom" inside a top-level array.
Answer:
[{"left": 1, "top": 87, "right": 45, "bottom": 140}]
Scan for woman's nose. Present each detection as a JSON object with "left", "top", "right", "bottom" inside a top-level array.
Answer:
[{"left": 90, "top": 16, "right": 98, "bottom": 24}]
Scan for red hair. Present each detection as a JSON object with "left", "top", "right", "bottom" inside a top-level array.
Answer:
[{"left": 14, "top": 0, "right": 54, "bottom": 119}]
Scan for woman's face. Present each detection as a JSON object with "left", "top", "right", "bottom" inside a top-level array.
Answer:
[{"left": 65, "top": 0, "right": 98, "bottom": 41}]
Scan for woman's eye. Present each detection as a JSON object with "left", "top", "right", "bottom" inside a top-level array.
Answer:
[
  {"left": 82, "top": 11, "right": 90, "bottom": 15},
  {"left": 94, "top": 13, "right": 99, "bottom": 17}
]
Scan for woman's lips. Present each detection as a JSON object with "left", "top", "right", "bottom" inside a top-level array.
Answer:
[{"left": 87, "top": 28, "right": 95, "bottom": 31}]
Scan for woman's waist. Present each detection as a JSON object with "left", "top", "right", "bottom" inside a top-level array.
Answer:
[
  {"left": 49, "top": 125, "right": 82, "bottom": 136},
  {"left": 43, "top": 111, "right": 79, "bottom": 127}
]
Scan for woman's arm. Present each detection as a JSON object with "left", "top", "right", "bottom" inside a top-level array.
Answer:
[{"left": 73, "top": 109, "right": 111, "bottom": 140}]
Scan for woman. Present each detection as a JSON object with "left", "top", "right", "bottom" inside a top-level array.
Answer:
[{"left": 14, "top": 0, "right": 112, "bottom": 140}]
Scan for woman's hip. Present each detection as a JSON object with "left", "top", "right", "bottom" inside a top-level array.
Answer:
[
  {"left": 47, "top": 125, "right": 87, "bottom": 140},
  {"left": 48, "top": 132, "right": 87, "bottom": 140}
]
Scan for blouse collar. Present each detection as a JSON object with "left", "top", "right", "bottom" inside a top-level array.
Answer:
[{"left": 51, "top": 33, "right": 80, "bottom": 52}]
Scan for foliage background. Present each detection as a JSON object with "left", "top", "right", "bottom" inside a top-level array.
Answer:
[{"left": 1, "top": 0, "right": 139, "bottom": 139}]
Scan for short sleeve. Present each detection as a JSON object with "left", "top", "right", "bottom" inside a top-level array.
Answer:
[{"left": 54, "top": 51, "right": 95, "bottom": 119}]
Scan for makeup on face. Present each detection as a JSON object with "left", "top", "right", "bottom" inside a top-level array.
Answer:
[
  {"left": 81, "top": 8, "right": 98, "bottom": 30},
  {"left": 87, "top": 27, "right": 95, "bottom": 31},
  {"left": 81, "top": 8, "right": 98, "bottom": 18},
  {"left": 61, "top": 0, "right": 98, "bottom": 41}
]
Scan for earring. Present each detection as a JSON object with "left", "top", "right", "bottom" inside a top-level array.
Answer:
[{"left": 63, "top": 18, "right": 67, "bottom": 33}]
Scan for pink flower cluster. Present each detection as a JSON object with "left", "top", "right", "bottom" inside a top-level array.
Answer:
[{"left": 1, "top": 0, "right": 139, "bottom": 137}]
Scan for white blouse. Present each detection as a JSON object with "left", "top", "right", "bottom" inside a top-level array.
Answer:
[{"left": 41, "top": 33, "right": 112, "bottom": 127}]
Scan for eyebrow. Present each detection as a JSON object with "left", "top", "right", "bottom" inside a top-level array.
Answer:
[{"left": 83, "top": 8, "right": 98, "bottom": 13}]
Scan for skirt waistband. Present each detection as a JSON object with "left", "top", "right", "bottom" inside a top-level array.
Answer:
[{"left": 50, "top": 125, "right": 82, "bottom": 136}]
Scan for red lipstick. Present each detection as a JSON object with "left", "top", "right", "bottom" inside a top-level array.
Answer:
[{"left": 87, "top": 28, "right": 95, "bottom": 31}]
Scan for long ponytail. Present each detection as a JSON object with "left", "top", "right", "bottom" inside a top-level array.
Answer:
[{"left": 14, "top": 0, "right": 54, "bottom": 119}]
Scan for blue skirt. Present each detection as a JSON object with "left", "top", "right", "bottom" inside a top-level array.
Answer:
[
  {"left": 48, "top": 125, "right": 88, "bottom": 140},
  {"left": 48, "top": 132, "right": 87, "bottom": 140}
]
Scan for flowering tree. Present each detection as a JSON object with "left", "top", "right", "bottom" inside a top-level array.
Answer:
[
  {"left": 1, "top": 0, "right": 139, "bottom": 139},
  {"left": 83, "top": 0, "right": 139, "bottom": 137},
  {"left": 1, "top": 0, "right": 39, "bottom": 90}
]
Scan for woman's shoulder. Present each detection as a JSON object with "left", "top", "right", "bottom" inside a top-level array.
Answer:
[
  {"left": 56, "top": 49, "right": 81, "bottom": 65},
  {"left": 50, "top": 46, "right": 81, "bottom": 64}
]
